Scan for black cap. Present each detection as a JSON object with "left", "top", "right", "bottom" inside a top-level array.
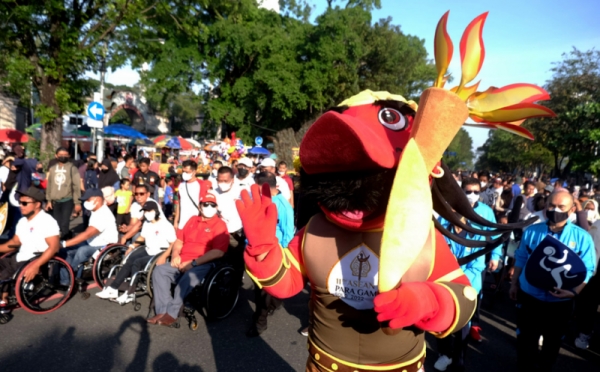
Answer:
[
  {"left": 16, "top": 186, "right": 45, "bottom": 203},
  {"left": 80, "top": 188, "right": 104, "bottom": 201},
  {"left": 141, "top": 200, "right": 160, "bottom": 213}
]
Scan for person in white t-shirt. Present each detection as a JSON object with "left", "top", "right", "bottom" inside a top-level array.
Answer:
[
  {"left": 61, "top": 189, "right": 118, "bottom": 281},
  {"left": 0, "top": 156, "right": 12, "bottom": 199},
  {"left": 235, "top": 157, "right": 255, "bottom": 192},
  {"left": 174, "top": 160, "right": 211, "bottom": 232},
  {"left": 258, "top": 158, "right": 291, "bottom": 203},
  {"left": 118, "top": 183, "right": 164, "bottom": 244},
  {"left": 97, "top": 200, "right": 176, "bottom": 304},
  {"left": 0, "top": 186, "right": 60, "bottom": 310}
]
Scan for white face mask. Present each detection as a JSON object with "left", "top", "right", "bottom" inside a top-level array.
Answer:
[
  {"left": 144, "top": 211, "right": 156, "bottom": 221},
  {"left": 83, "top": 201, "right": 97, "bottom": 211},
  {"left": 466, "top": 192, "right": 480, "bottom": 205},
  {"left": 587, "top": 210, "right": 597, "bottom": 223},
  {"left": 211, "top": 169, "right": 218, "bottom": 177},
  {"left": 480, "top": 182, "right": 487, "bottom": 188},
  {"left": 202, "top": 206, "right": 217, "bottom": 218},
  {"left": 182, "top": 172, "right": 192, "bottom": 181},
  {"left": 218, "top": 182, "right": 232, "bottom": 192},
  {"left": 278, "top": 170, "right": 285, "bottom": 175}
]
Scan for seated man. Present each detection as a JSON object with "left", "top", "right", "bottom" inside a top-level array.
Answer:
[
  {"left": 60, "top": 189, "right": 118, "bottom": 283},
  {"left": 118, "top": 183, "right": 164, "bottom": 245},
  {"left": 0, "top": 186, "right": 60, "bottom": 311},
  {"left": 149, "top": 192, "right": 229, "bottom": 326}
]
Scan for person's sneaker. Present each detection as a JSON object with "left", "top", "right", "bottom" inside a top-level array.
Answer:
[
  {"left": 0, "top": 300, "right": 10, "bottom": 314},
  {"left": 434, "top": 355, "right": 452, "bottom": 371},
  {"left": 470, "top": 326, "right": 482, "bottom": 342},
  {"left": 538, "top": 335, "right": 544, "bottom": 347},
  {"left": 300, "top": 327, "right": 309, "bottom": 337},
  {"left": 575, "top": 333, "right": 591, "bottom": 349},
  {"left": 116, "top": 293, "right": 134, "bottom": 305},
  {"left": 95, "top": 286, "right": 118, "bottom": 300}
]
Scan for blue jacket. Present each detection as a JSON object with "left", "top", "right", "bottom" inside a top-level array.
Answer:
[
  {"left": 472, "top": 202, "right": 503, "bottom": 262},
  {"left": 439, "top": 218, "right": 487, "bottom": 294},
  {"left": 272, "top": 192, "right": 295, "bottom": 248},
  {"left": 515, "top": 220, "right": 596, "bottom": 302}
]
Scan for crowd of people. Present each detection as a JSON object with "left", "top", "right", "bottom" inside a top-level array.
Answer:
[{"left": 0, "top": 140, "right": 598, "bottom": 371}]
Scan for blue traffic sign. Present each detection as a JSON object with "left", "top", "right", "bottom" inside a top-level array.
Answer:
[
  {"left": 255, "top": 136, "right": 263, "bottom": 146},
  {"left": 87, "top": 101, "right": 105, "bottom": 121}
]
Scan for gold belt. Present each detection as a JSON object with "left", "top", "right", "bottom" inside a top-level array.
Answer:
[{"left": 307, "top": 338, "right": 425, "bottom": 372}]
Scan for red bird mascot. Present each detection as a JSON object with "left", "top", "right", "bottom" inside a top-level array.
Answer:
[{"left": 236, "top": 11, "right": 554, "bottom": 372}]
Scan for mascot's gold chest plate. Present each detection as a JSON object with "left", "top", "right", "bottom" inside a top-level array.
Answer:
[{"left": 326, "top": 244, "right": 379, "bottom": 310}]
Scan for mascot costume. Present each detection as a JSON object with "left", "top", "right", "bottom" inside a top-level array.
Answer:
[{"left": 237, "top": 11, "right": 555, "bottom": 372}]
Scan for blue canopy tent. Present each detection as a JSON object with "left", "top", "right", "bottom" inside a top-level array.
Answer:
[
  {"left": 104, "top": 124, "right": 149, "bottom": 139},
  {"left": 248, "top": 146, "right": 271, "bottom": 156}
]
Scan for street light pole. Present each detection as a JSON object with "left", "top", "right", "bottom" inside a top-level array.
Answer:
[{"left": 97, "top": 40, "right": 108, "bottom": 162}]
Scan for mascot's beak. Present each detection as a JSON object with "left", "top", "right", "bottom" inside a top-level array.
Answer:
[
  {"left": 379, "top": 88, "right": 469, "bottom": 292},
  {"left": 299, "top": 111, "right": 396, "bottom": 175}
]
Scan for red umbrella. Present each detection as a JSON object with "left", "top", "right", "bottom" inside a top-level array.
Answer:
[
  {"left": 177, "top": 136, "right": 193, "bottom": 150},
  {"left": 0, "top": 129, "right": 28, "bottom": 143}
]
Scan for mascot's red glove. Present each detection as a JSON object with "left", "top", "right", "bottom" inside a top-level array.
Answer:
[
  {"left": 235, "top": 183, "right": 280, "bottom": 257},
  {"left": 374, "top": 282, "right": 454, "bottom": 332}
]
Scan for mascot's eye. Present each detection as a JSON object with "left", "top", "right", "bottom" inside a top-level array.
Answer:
[{"left": 378, "top": 108, "right": 406, "bottom": 131}]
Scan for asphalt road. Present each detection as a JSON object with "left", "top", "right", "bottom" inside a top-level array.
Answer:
[{"left": 0, "top": 218, "right": 598, "bottom": 371}]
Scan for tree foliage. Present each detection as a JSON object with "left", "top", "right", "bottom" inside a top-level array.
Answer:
[{"left": 442, "top": 128, "right": 475, "bottom": 170}]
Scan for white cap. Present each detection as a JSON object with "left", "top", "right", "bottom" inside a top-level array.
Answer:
[
  {"left": 260, "top": 158, "right": 276, "bottom": 168},
  {"left": 238, "top": 158, "right": 253, "bottom": 167}
]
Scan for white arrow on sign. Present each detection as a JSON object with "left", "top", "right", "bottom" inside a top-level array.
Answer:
[{"left": 89, "top": 104, "right": 104, "bottom": 119}]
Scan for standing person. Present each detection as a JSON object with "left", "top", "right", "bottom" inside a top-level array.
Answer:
[
  {"left": 115, "top": 178, "right": 133, "bottom": 228},
  {"left": 133, "top": 158, "right": 160, "bottom": 200},
  {"left": 12, "top": 144, "right": 38, "bottom": 191},
  {"left": 0, "top": 156, "right": 13, "bottom": 199},
  {"left": 208, "top": 160, "right": 222, "bottom": 189},
  {"left": 214, "top": 167, "right": 244, "bottom": 275},
  {"left": 149, "top": 192, "right": 229, "bottom": 326},
  {"left": 99, "top": 158, "right": 120, "bottom": 190},
  {"left": 510, "top": 190, "right": 596, "bottom": 371},
  {"left": 259, "top": 158, "right": 291, "bottom": 204},
  {"left": 163, "top": 177, "right": 174, "bottom": 221},
  {"left": 96, "top": 200, "right": 177, "bottom": 304},
  {"left": 434, "top": 217, "right": 487, "bottom": 372},
  {"left": 277, "top": 161, "right": 294, "bottom": 207},
  {"left": 173, "top": 160, "right": 211, "bottom": 232},
  {"left": 45, "top": 147, "right": 82, "bottom": 240},
  {"left": 60, "top": 189, "right": 119, "bottom": 284},
  {"left": 120, "top": 155, "right": 134, "bottom": 180},
  {"left": 246, "top": 173, "right": 295, "bottom": 337},
  {"left": 235, "top": 158, "right": 255, "bottom": 192}
]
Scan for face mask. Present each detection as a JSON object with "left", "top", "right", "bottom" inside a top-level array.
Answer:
[
  {"left": 57, "top": 156, "right": 68, "bottom": 163},
  {"left": 211, "top": 169, "right": 218, "bottom": 177},
  {"left": 587, "top": 210, "right": 596, "bottom": 223},
  {"left": 237, "top": 168, "right": 249, "bottom": 178},
  {"left": 101, "top": 168, "right": 109, "bottom": 173},
  {"left": 218, "top": 182, "right": 232, "bottom": 192},
  {"left": 456, "top": 180, "right": 462, "bottom": 187},
  {"left": 182, "top": 172, "right": 192, "bottom": 181},
  {"left": 202, "top": 206, "right": 217, "bottom": 218},
  {"left": 466, "top": 193, "right": 480, "bottom": 205},
  {"left": 480, "top": 182, "right": 487, "bottom": 188},
  {"left": 144, "top": 211, "right": 156, "bottom": 221},
  {"left": 546, "top": 209, "right": 570, "bottom": 225},
  {"left": 278, "top": 171, "right": 285, "bottom": 175},
  {"left": 83, "top": 201, "right": 97, "bottom": 211}
]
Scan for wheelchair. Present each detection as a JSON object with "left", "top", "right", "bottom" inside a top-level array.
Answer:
[
  {"left": 0, "top": 252, "right": 75, "bottom": 324},
  {"left": 153, "top": 258, "right": 240, "bottom": 331},
  {"left": 96, "top": 245, "right": 166, "bottom": 312}
]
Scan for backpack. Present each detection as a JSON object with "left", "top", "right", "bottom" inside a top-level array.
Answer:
[{"left": 85, "top": 169, "right": 99, "bottom": 190}]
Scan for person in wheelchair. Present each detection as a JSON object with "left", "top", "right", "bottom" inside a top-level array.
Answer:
[
  {"left": 96, "top": 200, "right": 176, "bottom": 304},
  {"left": 118, "top": 183, "right": 165, "bottom": 245},
  {"left": 60, "top": 189, "right": 118, "bottom": 284},
  {"left": 0, "top": 186, "right": 60, "bottom": 311},
  {"left": 148, "top": 191, "right": 229, "bottom": 327}
]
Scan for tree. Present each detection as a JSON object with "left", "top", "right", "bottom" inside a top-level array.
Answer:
[
  {"left": 0, "top": 1, "right": 164, "bottom": 159},
  {"left": 528, "top": 48, "right": 600, "bottom": 177},
  {"left": 442, "top": 128, "right": 474, "bottom": 170}
]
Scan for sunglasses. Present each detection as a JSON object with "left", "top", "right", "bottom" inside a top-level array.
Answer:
[
  {"left": 465, "top": 190, "right": 480, "bottom": 195},
  {"left": 134, "top": 192, "right": 147, "bottom": 196},
  {"left": 19, "top": 201, "right": 36, "bottom": 206},
  {"left": 202, "top": 202, "right": 217, "bottom": 208}
]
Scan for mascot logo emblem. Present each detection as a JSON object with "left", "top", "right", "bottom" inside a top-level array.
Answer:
[
  {"left": 327, "top": 245, "right": 379, "bottom": 310},
  {"left": 524, "top": 235, "right": 586, "bottom": 291},
  {"left": 350, "top": 252, "right": 371, "bottom": 282}
]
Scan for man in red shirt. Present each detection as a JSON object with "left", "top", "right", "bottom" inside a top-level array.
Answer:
[{"left": 148, "top": 192, "right": 229, "bottom": 326}]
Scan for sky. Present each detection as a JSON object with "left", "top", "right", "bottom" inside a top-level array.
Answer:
[{"left": 92, "top": 0, "right": 600, "bottom": 153}]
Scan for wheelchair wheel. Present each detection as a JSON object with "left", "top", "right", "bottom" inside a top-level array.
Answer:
[
  {"left": 200, "top": 264, "right": 239, "bottom": 320},
  {"left": 15, "top": 257, "right": 75, "bottom": 314},
  {"left": 144, "top": 255, "right": 165, "bottom": 298},
  {"left": 92, "top": 244, "right": 127, "bottom": 288}
]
